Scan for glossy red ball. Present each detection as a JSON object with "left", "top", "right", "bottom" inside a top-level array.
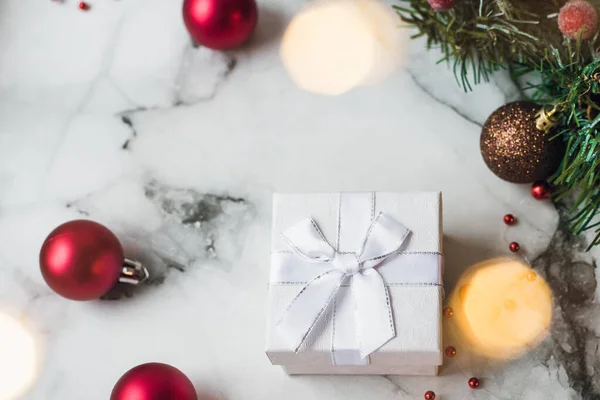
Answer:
[
  {"left": 468, "top": 377, "right": 480, "bottom": 389},
  {"left": 39, "top": 220, "right": 124, "bottom": 300},
  {"left": 445, "top": 345, "right": 457, "bottom": 357},
  {"left": 78, "top": 1, "right": 89, "bottom": 10},
  {"left": 509, "top": 242, "right": 520, "bottom": 252},
  {"left": 531, "top": 180, "right": 551, "bottom": 200},
  {"left": 111, "top": 363, "right": 197, "bottom": 400},
  {"left": 503, "top": 214, "right": 516, "bottom": 225},
  {"left": 183, "top": 0, "right": 258, "bottom": 50},
  {"left": 424, "top": 390, "right": 436, "bottom": 400}
]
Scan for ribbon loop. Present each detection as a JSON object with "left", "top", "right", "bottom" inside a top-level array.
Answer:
[
  {"left": 359, "top": 213, "right": 411, "bottom": 268},
  {"left": 281, "top": 218, "right": 336, "bottom": 263},
  {"left": 276, "top": 213, "right": 411, "bottom": 363}
]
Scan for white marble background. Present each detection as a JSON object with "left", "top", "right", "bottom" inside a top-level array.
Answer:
[{"left": 0, "top": 0, "right": 598, "bottom": 399}]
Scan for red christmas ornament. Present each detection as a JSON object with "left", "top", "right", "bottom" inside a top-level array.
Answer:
[
  {"left": 503, "top": 214, "right": 516, "bottom": 225},
  {"left": 424, "top": 390, "right": 436, "bottom": 400},
  {"left": 427, "top": 0, "right": 456, "bottom": 11},
  {"left": 182, "top": 0, "right": 258, "bottom": 50},
  {"left": 531, "top": 180, "right": 551, "bottom": 200},
  {"left": 39, "top": 220, "right": 148, "bottom": 300},
  {"left": 111, "top": 363, "right": 197, "bottom": 400},
  {"left": 468, "top": 377, "right": 480, "bottom": 389},
  {"left": 509, "top": 242, "right": 520, "bottom": 252},
  {"left": 558, "top": 0, "right": 598, "bottom": 39},
  {"left": 78, "top": 1, "right": 90, "bottom": 10}
]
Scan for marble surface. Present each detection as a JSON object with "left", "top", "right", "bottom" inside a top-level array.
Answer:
[{"left": 0, "top": 0, "right": 598, "bottom": 399}]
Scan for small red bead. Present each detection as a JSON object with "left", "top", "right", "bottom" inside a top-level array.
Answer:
[
  {"left": 424, "top": 390, "right": 436, "bottom": 400},
  {"left": 531, "top": 180, "right": 551, "bottom": 200},
  {"left": 509, "top": 242, "right": 520, "bottom": 252},
  {"left": 503, "top": 214, "right": 516, "bottom": 225},
  {"left": 78, "top": 1, "right": 89, "bottom": 10},
  {"left": 468, "top": 377, "right": 480, "bottom": 389},
  {"left": 445, "top": 345, "right": 456, "bottom": 357}
]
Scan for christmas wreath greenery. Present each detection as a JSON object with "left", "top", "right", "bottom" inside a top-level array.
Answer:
[{"left": 396, "top": 0, "right": 600, "bottom": 249}]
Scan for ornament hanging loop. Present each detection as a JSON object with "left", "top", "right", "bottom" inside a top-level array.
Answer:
[
  {"left": 535, "top": 106, "right": 559, "bottom": 133},
  {"left": 119, "top": 259, "right": 149, "bottom": 285}
]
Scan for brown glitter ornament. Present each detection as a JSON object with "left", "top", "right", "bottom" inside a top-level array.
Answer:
[{"left": 480, "top": 102, "right": 564, "bottom": 183}]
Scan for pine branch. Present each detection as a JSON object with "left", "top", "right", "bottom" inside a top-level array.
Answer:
[
  {"left": 397, "top": 0, "right": 600, "bottom": 248},
  {"left": 395, "top": 0, "right": 600, "bottom": 91},
  {"left": 523, "top": 59, "right": 600, "bottom": 249}
]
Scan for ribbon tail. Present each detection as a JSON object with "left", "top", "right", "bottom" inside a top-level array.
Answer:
[
  {"left": 353, "top": 268, "right": 395, "bottom": 357},
  {"left": 276, "top": 269, "right": 345, "bottom": 353}
]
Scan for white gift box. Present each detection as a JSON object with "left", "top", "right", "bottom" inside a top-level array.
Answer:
[{"left": 266, "top": 192, "right": 444, "bottom": 375}]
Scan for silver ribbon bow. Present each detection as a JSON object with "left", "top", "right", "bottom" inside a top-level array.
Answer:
[{"left": 276, "top": 212, "right": 410, "bottom": 361}]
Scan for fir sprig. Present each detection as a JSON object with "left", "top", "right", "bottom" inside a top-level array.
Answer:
[
  {"left": 396, "top": 0, "right": 600, "bottom": 248},
  {"left": 395, "top": 0, "right": 599, "bottom": 91},
  {"left": 533, "top": 60, "right": 600, "bottom": 249}
]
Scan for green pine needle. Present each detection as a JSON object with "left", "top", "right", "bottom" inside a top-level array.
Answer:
[{"left": 396, "top": 0, "right": 600, "bottom": 248}]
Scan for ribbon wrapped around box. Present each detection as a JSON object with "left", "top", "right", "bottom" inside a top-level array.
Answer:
[{"left": 266, "top": 192, "right": 444, "bottom": 375}]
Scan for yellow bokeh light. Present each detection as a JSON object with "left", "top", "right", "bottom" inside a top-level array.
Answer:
[
  {"left": 449, "top": 258, "right": 553, "bottom": 360},
  {"left": 280, "top": 0, "right": 407, "bottom": 95},
  {"left": 0, "top": 311, "right": 41, "bottom": 400}
]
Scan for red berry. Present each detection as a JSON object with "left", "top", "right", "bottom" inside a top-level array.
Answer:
[
  {"left": 468, "top": 377, "right": 480, "bottom": 389},
  {"left": 78, "top": 1, "right": 89, "bottom": 10},
  {"left": 509, "top": 242, "right": 520, "bottom": 252},
  {"left": 445, "top": 346, "right": 456, "bottom": 357},
  {"left": 558, "top": 0, "right": 598, "bottom": 39},
  {"left": 424, "top": 390, "right": 436, "bottom": 400},
  {"left": 503, "top": 214, "right": 516, "bottom": 225},
  {"left": 531, "top": 181, "right": 551, "bottom": 200},
  {"left": 443, "top": 306, "right": 454, "bottom": 318},
  {"left": 427, "top": 0, "right": 456, "bottom": 11}
]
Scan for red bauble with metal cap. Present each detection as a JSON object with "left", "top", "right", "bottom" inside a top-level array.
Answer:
[
  {"left": 182, "top": 0, "right": 258, "bottom": 50},
  {"left": 110, "top": 363, "right": 197, "bottom": 400},
  {"left": 39, "top": 220, "right": 124, "bottom": 300}
]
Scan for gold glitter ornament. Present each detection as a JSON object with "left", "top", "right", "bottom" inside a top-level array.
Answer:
[{"left": 480, "top": 101, "right": 564, "bottom": 183}]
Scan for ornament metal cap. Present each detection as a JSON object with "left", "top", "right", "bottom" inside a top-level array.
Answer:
[
  {"left": 535, "top": 106, "right": 558, "bottom": 132},
  {"left": 120, "top": 258, "right": 150, "bottom": 285}
]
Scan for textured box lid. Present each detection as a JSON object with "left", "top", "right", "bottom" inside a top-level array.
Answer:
[{"left": 266, "top": 192, "right": 443, "bottom": 368}]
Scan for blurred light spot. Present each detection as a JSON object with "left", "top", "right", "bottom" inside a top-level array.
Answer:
[
  {"left": 280, "top": 0, "right": 407, "bottom": 95},
  {"left": 449, "top": 258, "right": 552, "bottom": 360},
  {"left": 0, "top": 311, "right": 41, "bottom": 400},
  {"left": 458, "top": 283, "right": 471, "bottom": 301}
]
